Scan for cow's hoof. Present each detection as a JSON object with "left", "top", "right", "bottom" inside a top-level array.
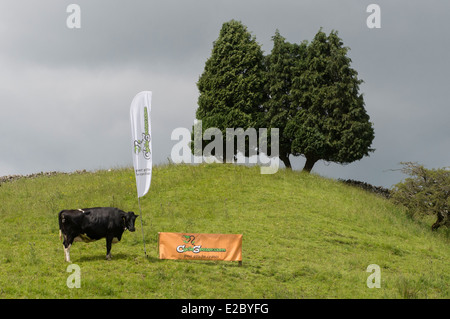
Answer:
[{"left": 106, "top": 254, "right": 112, "bottom": 261}]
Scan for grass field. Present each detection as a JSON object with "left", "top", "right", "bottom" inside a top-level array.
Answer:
[{"left": 0, "top": 164, "right": 448, "bottom": 298}]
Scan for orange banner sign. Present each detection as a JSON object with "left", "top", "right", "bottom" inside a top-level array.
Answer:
[{"left": 158, "top": 232, "right": 242, "bottom": 261}]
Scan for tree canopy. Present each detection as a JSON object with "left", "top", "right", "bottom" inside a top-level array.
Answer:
[
  {"left": 195, "top": 22, "right": 375, "bottom": 172},
  {"left": 283, "top": 29, "right": 374, "bottom": 172},
  {"left": 195, "top": 20, "right": 267, "bottom": 161}
]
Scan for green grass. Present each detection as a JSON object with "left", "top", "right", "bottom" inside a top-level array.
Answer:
[{"left": 0, "top": 164, "right": 448, "bottom": 298}]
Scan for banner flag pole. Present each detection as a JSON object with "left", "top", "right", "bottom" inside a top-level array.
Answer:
[
  {"left": 130, "top": 91, "right": 152, "bottom": 258},
  {"left": 138, "top": 197, "right": 147, "bottom": 257}
]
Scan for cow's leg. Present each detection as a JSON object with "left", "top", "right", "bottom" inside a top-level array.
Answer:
[
  {"left": 64, "top": 245, "right": 72, "bottom": 263},
  {"left": 62, "top": 235, "right": 73, "bottom": 263},
  {"left": 106, "top": 236, "right": 113, "bottom": 260}
]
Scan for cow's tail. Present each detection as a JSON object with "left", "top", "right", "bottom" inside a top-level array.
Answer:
[{"left": 58, "top": 210, "right": 66, "bottom": 241}]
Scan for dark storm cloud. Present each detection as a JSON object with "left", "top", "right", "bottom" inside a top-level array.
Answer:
[{"left": 0, "top": 0, "right": 449, "bottom": 187}]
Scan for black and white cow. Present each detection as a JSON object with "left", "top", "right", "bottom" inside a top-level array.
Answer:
[{"left": 58, "top": 207, "right": 138, "bottom": 262}]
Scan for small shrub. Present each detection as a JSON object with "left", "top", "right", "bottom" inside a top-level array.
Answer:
[{"left": 391, "top": 162, "right": 450, "bottom": 231}]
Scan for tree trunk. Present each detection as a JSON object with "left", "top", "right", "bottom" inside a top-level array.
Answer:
[
  {"left": 280, "top": 154, "right": 292, "bottom": 170},
  {"left": 302, "top": 157, "right": 318, "bottom": 173}
]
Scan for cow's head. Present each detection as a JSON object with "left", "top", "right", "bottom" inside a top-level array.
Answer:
[{"left": 123, "top": 211, "right": 138, "bottom": 232}]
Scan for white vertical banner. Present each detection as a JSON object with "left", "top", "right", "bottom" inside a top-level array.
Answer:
[{"left": 130, "top": 91, "right": 152, "bottom": 198}]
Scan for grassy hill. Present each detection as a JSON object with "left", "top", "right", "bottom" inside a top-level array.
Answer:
[{"left": 0, "top": 164, "right": 448, "bottom": 298}]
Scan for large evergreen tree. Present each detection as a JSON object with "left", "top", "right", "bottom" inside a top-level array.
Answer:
[
  {"left": 264, "top": 31, "right": 307, "bottom": 168},
  {"left": 195, "top": 20, "right": 267, "bottom": 161},
  {"left": 285, "top": 29, "right": 375, "bottom": 172}
]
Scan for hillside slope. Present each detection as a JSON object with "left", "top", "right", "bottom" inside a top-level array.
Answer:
[{"left": 0, "top": 164, "right": 448, "bottom": 298}]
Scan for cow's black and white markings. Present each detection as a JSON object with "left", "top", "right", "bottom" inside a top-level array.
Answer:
[{"left": 58, "top": 207, "right": 138, "bottom": 262}]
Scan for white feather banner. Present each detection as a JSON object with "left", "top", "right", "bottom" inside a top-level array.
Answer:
[{"left": 130, "top": 91, "right": 152, "bottom": 198}]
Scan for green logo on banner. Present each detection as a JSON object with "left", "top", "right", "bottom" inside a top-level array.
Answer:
[
  {"left": 134, "top": 106, "right": 151, "bottom": 160},
  {"left": 176, "top": 234, "right": 226, "bottom": 254}
]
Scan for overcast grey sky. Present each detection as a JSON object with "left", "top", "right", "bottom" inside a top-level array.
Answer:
[{"left": 0, "top": 1, "right": 449, "bottom": 187}]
